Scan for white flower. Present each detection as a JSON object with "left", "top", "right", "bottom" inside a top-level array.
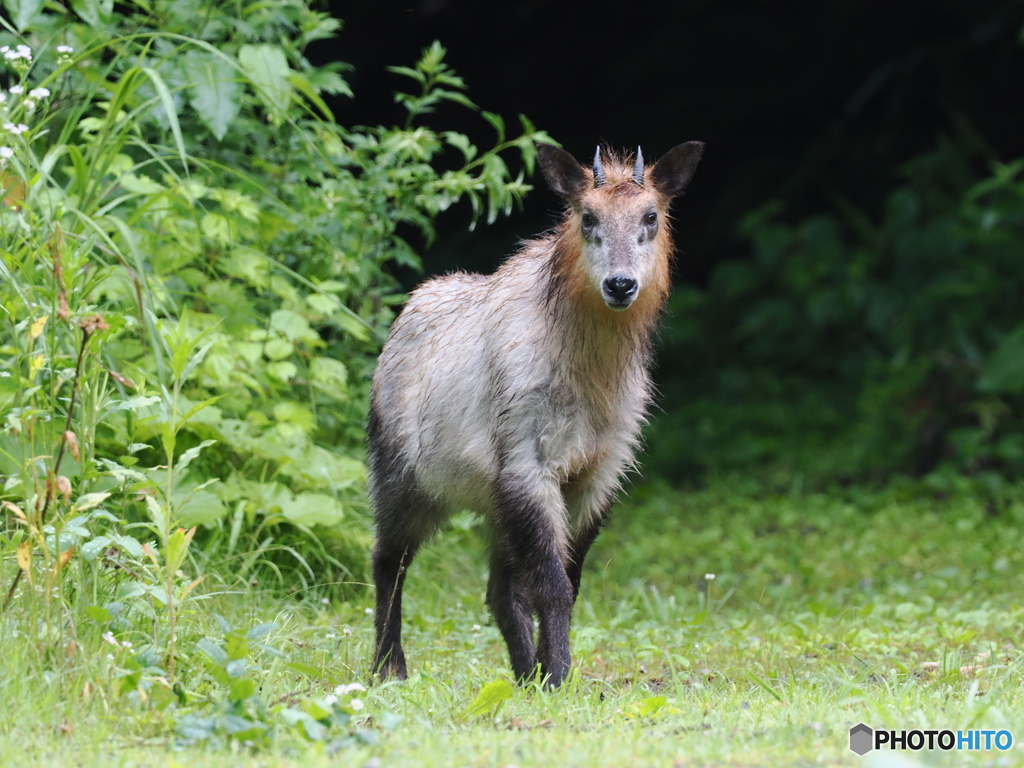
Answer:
[
  {"left": 324, "top": 694, "right": 338, "bottom": 706},
  {"left": 0, "top": 147, "right": 13, "bottom": 159},
  {"left": 57, "top": 45, "right": 74, "bottom": 54},
  {"left": 704, "top": 573, "right": 716, "bottom": 581},
  {"left": 28, "top": 88, "right": 50, "bottom": 99},
  {"left": 349, "top": 698, "right": 364, "bottom": 711},
  {"left": 364, "top": 607, "right": 373, "bottom": 615},
  {"left": 342, "top": 627, "right": 352, "bottom": 636},
  {"left": 333, "top": 682, "right": 366, "bottom": 695},
  {"left": 22, "top": 99, "right": 35, "bottom": 114},
  {"left": 9, "top": 86, "right": 23, "bottom": 95},
  {"left": 0, "top": 93, "right": 5, "bottom": 104},
  {"left": 3, "top": 123, "right": 29, "bottom": 135},
  {"left": 3, "top": 45, "right": 31, "bottom": 62}
]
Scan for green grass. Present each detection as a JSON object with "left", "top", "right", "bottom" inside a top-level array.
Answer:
[{"left": 4, "top": 481, "right": 1024, "bottom": 767}]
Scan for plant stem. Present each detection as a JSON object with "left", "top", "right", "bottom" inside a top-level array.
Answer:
[
  {"left": 41, "top": 328, "right": 90, "bottom": 528},
  {"left": 3, "top": 315, "right": 91, "bottom": 611}
]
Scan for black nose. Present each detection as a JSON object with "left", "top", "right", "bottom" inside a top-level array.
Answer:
[{"left": 603, "top": 276, "right": 638, "bottom": 302}]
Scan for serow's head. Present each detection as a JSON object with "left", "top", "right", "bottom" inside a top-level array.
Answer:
[{"left": 538, "top": 141, "right": 703, "bottom": 311}]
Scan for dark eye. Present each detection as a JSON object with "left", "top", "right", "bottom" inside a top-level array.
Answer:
[
  {"left": 644, "top": 212, "right": 658, "bottom": 225},
  {"left": 581, "top": 212, "right": 597, "bottom": 229}
]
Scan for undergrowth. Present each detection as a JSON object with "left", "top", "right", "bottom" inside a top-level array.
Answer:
[{"left": 2, "top": 482, "right": 1022, "bottom": 766}]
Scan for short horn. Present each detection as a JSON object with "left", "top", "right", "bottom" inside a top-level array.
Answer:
[
  {"left": 632, "top": 147, "right": 645, "bottom": 185},
  {"left": 593, "top": 146, "right": 607, "bottom": 188}
]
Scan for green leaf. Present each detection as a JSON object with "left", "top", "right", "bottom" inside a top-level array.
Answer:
[
  {"left": 197, "top": 637, "right": 228, "bottom": 668},
  {"left": 86, "top": 605, "right": 113, "bottom": 622},
  {"left": 637, "top": 695, "right": 669, "bottom": 718},
  {"left": 746, "top": 670, "right": 785, "bottom": 703},
  {"left": 270, "top": 309, "right": 317, "bottom": 343},
  {"left": 333, "top": 312, "right": 371, "bottom": 342},
  {"left": 109, "top": 534, "right": 144, "bottom": 559},
  {"left": 177, "top": 489, "right": 226, "bottom": 527},
  {"left": 238, "top": 44, "right": 293, "bottom": 118},
  {"left": 180, "top": 396, "right": 223, "bottom": 427},
  {"left": 181, "top": 51, "right": 243, "bottom": 141},
  {"left": 74, "top": 492, "right": 111, "bottom": 512},
  {"left": 266, "top": 361, "right": 298, "bottom": 382},
  {"left": 229, "top": 677, "right": 257, "bottom": 702},
  {"left": 175, "top": 439, "right": 217, "bottom": 472},
  {"left": 481, "top": 112, "right": 505, "bottom": 143},
  {"left": 105, "top": 395, "right": 161, "bottom": 414},
  {"left": 72, "top": 0, "right": 113, "bottom": 29},
  {"left": 386, "top": 65, "right": 425, "bottom": 84},
  {"left": 246, "top": 622, "right": 278, "bottom": 640},
  {"left": 286, "top": 661, "right": 335, "bottom": 681},
  {"left": 978, "top": 323, "right": 1024, "bottom": 393},
  {"left": 145, "top": 494, "right": 168, "bottom": 530},
  {"left": 119, "top": 173, "right": 165, "bottom": 195},
  {"left": 81, "top": 536, "right": 112, "bottom": 562},
  {"left": 165, "top": 525, "right": 194, "bottom": 572},
  {"left": 201, "top": 213, "right": 232, "bottom": 243},
  {"left": 119, "top": 669, "right": 143, "bottom": 695},
  {"left": 263, "top": 338, "right": 293, "bottom": 360},
  {"left": 180, "top": 340, "right": 216, "bottom": 382},
  {"left": 272, "top": 401, "right": 315, "bottom": 431},
  {"left": 140, "top": 67, "right": 188, "bottom": 173},
  {"left": 279, "top": 492, "right": 343, "bottom": 527},
  {"left": 301, "top": 698, "right": 332, "bottom": 722},
  {"left": 310, "top": 357, "right": 348, "bottom": 392},
  {"left": 286, "top": 72, "right": 334, "bottom": 120},
  {"left": 7, "top": 0, "right": 44, "bottom": 31},
  {"left": 443, "top": 132, "right": 477, "bottom": 162},
  {"left": 465, "top": 679, "right": 514, "bottom": 717}
]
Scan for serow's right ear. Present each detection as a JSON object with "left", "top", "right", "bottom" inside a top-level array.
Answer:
[{"left": 536, "top": 143, "right": 587, "bottom": 200}]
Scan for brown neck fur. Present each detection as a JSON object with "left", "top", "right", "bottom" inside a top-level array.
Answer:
[{"left": 544, "top": 214, "right": 673, "bottom": 397}]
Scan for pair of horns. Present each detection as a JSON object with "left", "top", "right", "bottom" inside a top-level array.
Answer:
[{"left": 593, "top": 146, "right": 644, "bottom": 188}]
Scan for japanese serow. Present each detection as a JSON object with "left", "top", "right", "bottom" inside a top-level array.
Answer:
[{"left": 368, "top": 141, "right": 704, "bottom": 686}]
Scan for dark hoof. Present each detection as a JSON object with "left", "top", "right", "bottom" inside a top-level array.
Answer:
[{"left": 372, "top": 648, "right": 408, "bottom": 683}]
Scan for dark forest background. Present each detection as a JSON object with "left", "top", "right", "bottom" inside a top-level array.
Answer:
[{"left": 316, "top": 0, "right": 1024, "bottom": 488}]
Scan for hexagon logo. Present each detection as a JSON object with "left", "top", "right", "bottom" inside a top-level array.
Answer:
[{"left": 850, "top": 722, "right": 874, "bottom": 755}]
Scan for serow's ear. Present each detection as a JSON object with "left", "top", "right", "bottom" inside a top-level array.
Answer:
[
  {"left": 536, "top": 143, "right": 587, "bottom": 200},
  {"left": 651, "top": 141, "right": 704, "bottom": 197}
]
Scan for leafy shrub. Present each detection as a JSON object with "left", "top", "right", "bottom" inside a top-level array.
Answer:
[
  {"left": 0, "top": 0, "right": 548, "bottom": 673},
  {"left": 650, "top": 139, "right": 1024, "bottom": 485}
]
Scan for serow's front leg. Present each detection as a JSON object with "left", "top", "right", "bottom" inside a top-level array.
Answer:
[
  {"left": 486, "top": 544, "right": 536, "bottom": 682},
  {"left": 492, "top": 477, "right": 574, "bottom": 687}
]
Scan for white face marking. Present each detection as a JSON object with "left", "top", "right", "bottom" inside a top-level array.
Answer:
[{"left": 579, "top": 194, "right": 662, "bottom": 310}]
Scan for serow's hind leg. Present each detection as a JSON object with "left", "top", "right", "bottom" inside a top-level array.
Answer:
[
  {"left": 371, "top": 479, "right": 441, "bottom": 681},
  {"left": 371, "top": 533, "right": 420, "bottom": 681}
]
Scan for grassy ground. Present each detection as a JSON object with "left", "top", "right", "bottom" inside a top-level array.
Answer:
[{"left": 3, "top": 479, "right": 1024, "bottom": 767}]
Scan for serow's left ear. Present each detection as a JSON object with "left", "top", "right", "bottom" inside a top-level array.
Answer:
[{"left": 650, "top": 141, "right": 704, "bottom": 197}]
